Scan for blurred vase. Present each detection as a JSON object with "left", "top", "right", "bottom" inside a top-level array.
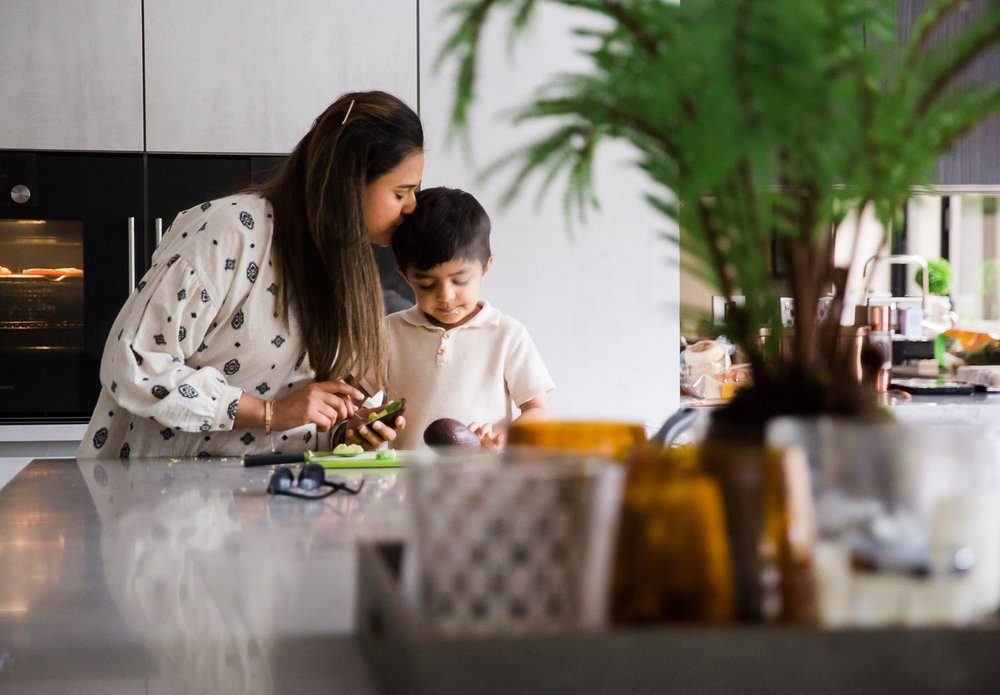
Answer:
[{"left": 768, "top": 417, "right": 1000, "bottom": 626}]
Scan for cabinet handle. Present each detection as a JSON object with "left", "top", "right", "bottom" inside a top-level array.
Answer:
[
  {"left": 127, "top": 217, "right": 136, "bottom": 292},
  {"left": 155, "top": 217, "right": 163, "bottom": 247}
]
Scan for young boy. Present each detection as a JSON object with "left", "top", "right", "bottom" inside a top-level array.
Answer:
[{"left": 383, "top": 186, "right": 554, "bottom": 449}]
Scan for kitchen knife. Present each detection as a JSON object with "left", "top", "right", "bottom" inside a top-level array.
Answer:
[{"left": 243, "top": 451, "right": 306, "bottom": 467}]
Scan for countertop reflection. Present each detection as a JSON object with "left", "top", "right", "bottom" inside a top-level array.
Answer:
[{"left": 0, "top": 457, "right": 410, "bottom": 694}]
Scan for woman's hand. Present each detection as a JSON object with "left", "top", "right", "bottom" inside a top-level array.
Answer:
[
  {"left": 272, "top": 380, "right": 366, "bottom": 432},
  {"left": 345, "top": 408, "right": 406, "bottom": 449},
  {"left": 468, "top": 421, "right": 504, "bottom": 448}
]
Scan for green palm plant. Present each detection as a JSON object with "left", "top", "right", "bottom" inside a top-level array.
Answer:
[{"left": 438, "top": 0, "right": 1000, "bottom": 440}]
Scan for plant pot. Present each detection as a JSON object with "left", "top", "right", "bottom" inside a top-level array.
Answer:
[{"left": 698, "top": 438, "right": 818, "bottom": 623}]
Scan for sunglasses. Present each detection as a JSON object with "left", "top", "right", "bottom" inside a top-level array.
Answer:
[{"left": 266, "top": 463, "right": 365, "bottom": 500}]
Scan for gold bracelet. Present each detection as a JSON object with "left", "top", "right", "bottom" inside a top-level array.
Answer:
[{"left": 264, "top": 400, "right": 273, "bottom": 435}]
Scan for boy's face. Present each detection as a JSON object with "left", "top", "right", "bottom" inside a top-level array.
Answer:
[{"left": 400, "top": 256, "right": 493, "bottom": 328}]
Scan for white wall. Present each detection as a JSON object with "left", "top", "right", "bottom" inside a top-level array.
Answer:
[
  {"left": 836, "top": 204, "right": 892, "bottom": 322},
  {"left": 906, "top": 196, "right": 944, "bottom": 291},
  {"left": 419, "top": 2, "right": 679, "bottom": 430}
]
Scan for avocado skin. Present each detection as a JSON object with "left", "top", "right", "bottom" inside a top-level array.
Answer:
[{"left": 423, "top": 418, "right": 482, "bottom": 450}]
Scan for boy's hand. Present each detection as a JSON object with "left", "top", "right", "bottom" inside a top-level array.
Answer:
[
  {"left": 345, "top": 408, "right": 406, "bottom": 449},
  {"left": 468, "top": 421, "right": 503, "bottom": 449}
]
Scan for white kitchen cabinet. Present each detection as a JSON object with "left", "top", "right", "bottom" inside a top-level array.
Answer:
[
  {"left": 0, "top": 0, "right": 145, "bottom": 151},
  {"left": 143, "top": 0, "right": 418, "bottom": 154}
]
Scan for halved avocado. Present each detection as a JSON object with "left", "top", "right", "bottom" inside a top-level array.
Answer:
[{"left": 365, "top": 398, "right": 407, "bottom": 426}]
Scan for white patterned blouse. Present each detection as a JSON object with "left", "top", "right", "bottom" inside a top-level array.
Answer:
[{"left": 78, "top": 193, "right": 331, "bottom": 459}]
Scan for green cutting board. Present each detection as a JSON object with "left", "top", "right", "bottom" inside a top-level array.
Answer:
[{"left": 305, "top": 449, "right": 413, "bottom": 469}]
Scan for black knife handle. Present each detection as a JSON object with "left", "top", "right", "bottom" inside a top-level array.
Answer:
[{"left": 243, "top": 452, "right": 305, "bottom": 467}]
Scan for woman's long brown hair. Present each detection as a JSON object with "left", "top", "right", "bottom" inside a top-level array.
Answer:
[{"left": 255, "top": 91, "right": 423, "bottom": 386}]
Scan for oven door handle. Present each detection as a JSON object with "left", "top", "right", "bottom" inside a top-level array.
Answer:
[
  {"left": 127, "top": 216, "right": 136, "bottom": 291},
  {"left": 155, "top": 217, "right": 163, "bottom": 247}
]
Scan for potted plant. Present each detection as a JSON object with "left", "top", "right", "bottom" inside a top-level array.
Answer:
[
  {"left": 435, "top": 0, "right": 1000, "bottom": 624},
  {"left": 436, "top": 0, "right": 1000, "bottom": 442},
  {"left": 918, "top": 257, "right": 953, "bottom": 298}
]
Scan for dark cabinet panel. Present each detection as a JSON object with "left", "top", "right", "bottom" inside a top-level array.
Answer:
[
  {"left": 899, "top": 0, "right": 1000, "bottom": 186},
  {"left": 146, "top": 155, "right": 284, "bottom": 256}
]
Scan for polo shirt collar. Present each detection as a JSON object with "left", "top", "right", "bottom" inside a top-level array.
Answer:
[{"left": 399, "top": 301, "right": 500, "bottom": 330}]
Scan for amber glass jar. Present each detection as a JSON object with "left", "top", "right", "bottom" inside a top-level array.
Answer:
[
  {"left": 506, "top": 421, "right": 647, "bottom": 462},
  {"left": 611, "top": 444, "right": 736, "bottom": 623}
]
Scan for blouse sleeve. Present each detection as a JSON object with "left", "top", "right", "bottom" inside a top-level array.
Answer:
[{"left": 100, "top": 253, "right": 244, "bottom": 434}]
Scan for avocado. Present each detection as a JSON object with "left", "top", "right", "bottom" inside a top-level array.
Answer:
[
  {"left": 365, "top": 398, "right": 407, "bottom": 426},
  {"left": 423, "top": 418, "right": 482, "bottom": 450}
]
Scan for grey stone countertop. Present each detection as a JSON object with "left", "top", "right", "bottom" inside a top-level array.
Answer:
[
  {"left": 887, "top": 391, "right": 1000, "bottom": 426},
  {"left": 0, "top": 457, "right": 411, "bottom": 694},
  {"left": 679, "top": 391, "right": 1000, "bottom": 433}
]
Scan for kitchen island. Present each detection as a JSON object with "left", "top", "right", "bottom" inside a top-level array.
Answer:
[
  {"left": 0, "top": 457, "right": 406, "bottom": 694},
  {"left": 5, "top": 453, "right": 1000, "bottom": 694}
]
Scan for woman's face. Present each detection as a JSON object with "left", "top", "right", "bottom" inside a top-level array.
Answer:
[{"left": 364, "top": 151, "right": 424, "bottom": 246}]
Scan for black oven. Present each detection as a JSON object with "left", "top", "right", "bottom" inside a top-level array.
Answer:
[
  {"left": 0, "top": 151, "right": 414, "bottom": 423},
  {"left": 0, "top": 151, "right": 286, "bottom": 422},
  {"left": 0, "top": 152, "right": 144, "bottom": 421}
]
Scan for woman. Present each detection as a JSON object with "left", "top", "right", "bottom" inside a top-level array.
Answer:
[{"left": 78, "top": 91, "right": 423, "bottom": 458}]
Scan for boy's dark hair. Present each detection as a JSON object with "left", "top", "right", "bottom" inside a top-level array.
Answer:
[{"left": 391, "top": 187, "right": 491, "bottom": 271}]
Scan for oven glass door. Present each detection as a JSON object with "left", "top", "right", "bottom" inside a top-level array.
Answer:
[
  {"left": 0, "top": 219, "right": 85, "bottom": 348},
  {"left": 0, "top": 153, "right": 143, "bottom": 421}
]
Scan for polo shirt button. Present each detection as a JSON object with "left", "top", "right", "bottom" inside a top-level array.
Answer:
[
  {"left": 437, "top": 348, "right": 445, "bottom": 355},
  {"left": 442, "top": 333, "right": 450, "bottom": 340}
]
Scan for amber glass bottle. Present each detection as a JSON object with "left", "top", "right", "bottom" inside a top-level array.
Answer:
[{"left": 611, "top": 444, "right": 736, "bottom": 623}]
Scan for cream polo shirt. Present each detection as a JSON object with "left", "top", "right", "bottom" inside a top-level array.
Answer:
[{"left": 383, "top": 302, "right": 555, "bottom": 449}]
